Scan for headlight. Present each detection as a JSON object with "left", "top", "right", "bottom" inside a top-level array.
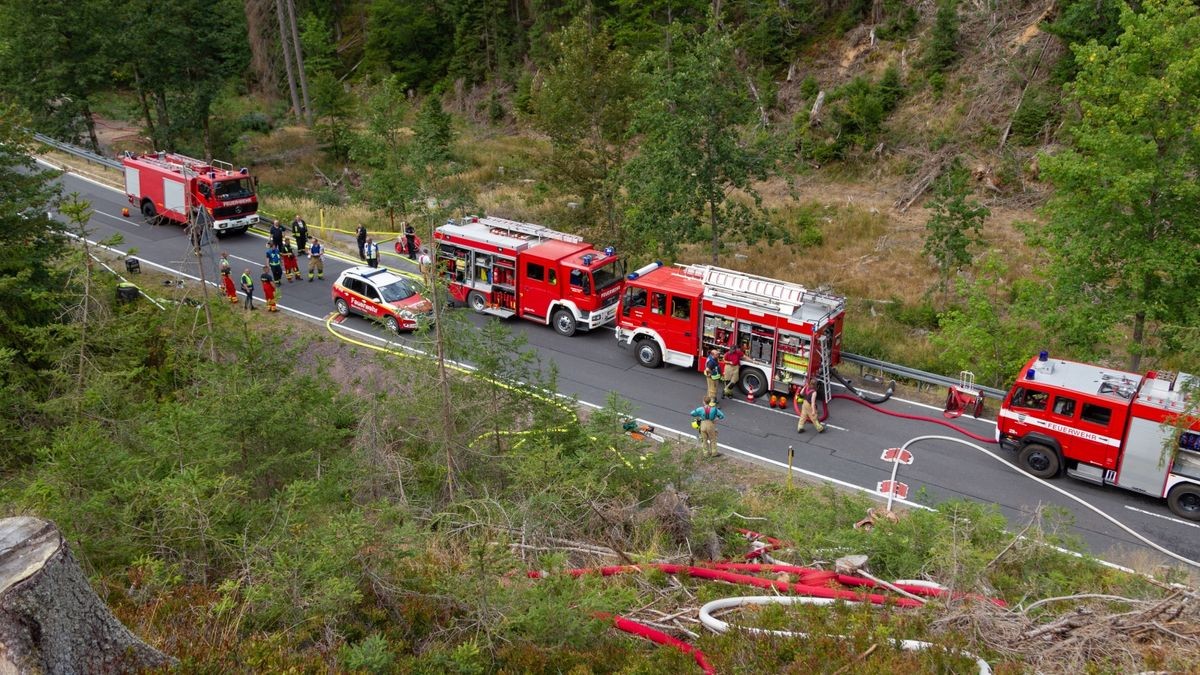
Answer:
[{"left": 398, "top": 310, "right": 415, "bottom": 320}]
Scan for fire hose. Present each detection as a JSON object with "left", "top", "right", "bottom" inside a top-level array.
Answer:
[
  {"left": 697, "top": 595, "right": 993, "bottom": 675},
  {"left": 831, "top": 392, "right": 998, "bottom": 444}
]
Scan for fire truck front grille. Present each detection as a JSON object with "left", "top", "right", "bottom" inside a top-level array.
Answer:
[
  {"left": 213, "top": 204, "right": 256, "bottom": 219},
  {"left": 601, "top": 291, "right": 620, "bottom": 308}
]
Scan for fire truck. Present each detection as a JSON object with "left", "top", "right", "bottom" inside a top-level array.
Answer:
[
  {"left": 998, "top": 352, "right": 1200, "bottom": 521},
  {"left": 614, "top": 263, "right": 846, "bottom": 399},
  {"left": 121, "top": 151, "right": 258, "bottom": 235},
  {"left": 433, "top": 216, "right": 625, "bottom": 336}
]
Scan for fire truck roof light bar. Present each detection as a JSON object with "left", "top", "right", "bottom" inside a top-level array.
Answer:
[{"left": 474, "top": 215, "right": 585, "bottom": 244}]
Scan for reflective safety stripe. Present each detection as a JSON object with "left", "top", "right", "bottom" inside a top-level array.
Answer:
[{"left": 997, "top": 408, "right": 1121, "bottom": 447}]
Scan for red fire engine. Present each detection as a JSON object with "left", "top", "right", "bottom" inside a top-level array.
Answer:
[
  {"left": 122, "top": 151, "right": 258, "bottom": 235},
  {"left": 614, "top": 263, "right": 846, "bottom": 399},
  {"left": 433, "top": 216, "right": 625, "bottom": 336},
  {"left": 998, "top": 352, "right": 1200, "bottom": 520}
]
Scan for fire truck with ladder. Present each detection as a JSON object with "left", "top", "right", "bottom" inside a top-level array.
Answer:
[
  {"left": 614, "top": 262, "right": 846, "bottom": 400},
  {"left": 433, "top": 216, "right": 625, "bottom": 336},
  {"left": 998, "top": 352, "right": 1200, "bottom": 521},
  {"left": 121, "top": 151, "right": 258, "bottom": 235}
]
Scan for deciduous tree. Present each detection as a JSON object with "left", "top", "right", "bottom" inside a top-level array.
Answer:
[{"left": 1036, "top": 0, "right": 1200, "bottom": 370}]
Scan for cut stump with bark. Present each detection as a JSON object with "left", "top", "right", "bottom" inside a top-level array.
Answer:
[{"left": 0, "top": 517, "right": 175, "bottom": 674}]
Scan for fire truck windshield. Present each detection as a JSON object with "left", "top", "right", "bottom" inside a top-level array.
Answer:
[
  {"left": 592, "top": 259, "right": 626, "bottom": 290},
  {"left": 214, "top": 178, "right": 254, "bottom": 200},
  {"left": 379, "top": 279, "right": 418, "bottom": 303}
]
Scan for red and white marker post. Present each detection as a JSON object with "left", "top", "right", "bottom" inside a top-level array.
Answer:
[{"left": 877, "top": 447, "right": 914, "bottom": 511}]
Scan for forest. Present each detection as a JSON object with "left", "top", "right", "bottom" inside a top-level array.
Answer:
[{"left": 2, "top": 0, "right": 1200, "bottom": 672}]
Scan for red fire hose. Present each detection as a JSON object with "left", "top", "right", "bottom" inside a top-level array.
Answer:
[
  {"left": 831, "top": 393, "right": 997, "bottom": 444},
  {"left": 601, "top": 614, "right": 716, "bottom": 674}
]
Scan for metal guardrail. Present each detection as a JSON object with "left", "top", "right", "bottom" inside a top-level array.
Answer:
[
  {"left": 841, "top": 352, "right": 1009, "bottom": 400},
  {"left": 32, "top": 132, "right": 124, "bottom": 171}
]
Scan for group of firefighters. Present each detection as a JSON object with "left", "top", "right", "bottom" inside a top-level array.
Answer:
[
  {"left": 219, "top": 215, "right": 325, "bottom": 311},
  {"left": 690, "top": 344, "right": 824, "bottom": 457}
]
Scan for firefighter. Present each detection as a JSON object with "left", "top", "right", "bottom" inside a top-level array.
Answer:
[
  {"left": 404, "top": 222, "right": 417, "bottom": 260},
  {"left": 280, "top": 237, "right": 299, "bottom": 282},
  {"left": 797, "top": 381, "right": 825, "bottom": 434},
  {"left": 265, "top": 241, "right": 284, "bottom": 285},
  {"left": 239, "top": 268, "right": 255, "bottom": 310},
  {"left": 418, "top": 247, "right": 432, "bottom": 279},
  {"left": 269, "top": 219, "right": 285, "bottom": 250},
  {"left": 356, "top": 224, "right": 368, "bottom": 261},
  {"left": 704, "top": 348, "right": 722, "bottom": 401},
  {"left": 260, "top": 265, "right": 278, "bottom": 312},
  {"left": 722, "top": 343, "right": 744, "bottom": 398},
  {"left": 308, "top": 239, "right": 325, "bottom": 281},
  {"left": 690, "top": 397, "right": 725, "bottom": 457},
  {"left": 219, "top": 252, "right": 238, "bottom": 303},
  {"left": 365, "top": 237, "right": 379, "bottom": 268},
  {"left": 291, "top": 214, "right": 309, "bottom": 255}
]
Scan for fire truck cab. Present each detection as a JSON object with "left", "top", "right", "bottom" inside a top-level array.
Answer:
[
  {"left": 434, "top": 216, "right": 624, "bottom": 336},
  {"left": 122, "top": 151, "right": 258, "bottom": 235},
  {"left": 998, "top": 352, "right": 1200, "bottom": 520},
  {"left": 615, "top": 263, "right": 845, "bottom": 398}
]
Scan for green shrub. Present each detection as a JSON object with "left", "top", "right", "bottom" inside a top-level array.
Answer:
[
  {"left": 1010, "top": 89, "right": 1055, "bottom": 145},
  {"left": 339, "top": 634, "right": 395, "bottom": 674},
  {"left": 923, "top": 0, "right": 960, "bottom": 74},
  {"left": 876, "top": 0, "right": 920, "bottom": 40},
  {"left": 237, "top": 111, "right": 272, "bottom": 134}
]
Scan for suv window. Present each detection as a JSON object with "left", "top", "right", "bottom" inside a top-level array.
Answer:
[
  {"left": 1052, "top": 396, "right": 1076, "bottom": 417},
  {"left": 1011, "top": 387, "right": 1048, "bottom": 411},
  {"left": 343, "top": 278, "right": 363, "bottom": 294},
  {"left": 363, "top": 284, "right": 380, "bottom": 301},
  {"left": 1081, "top": 403, "right": 1112, "bottom": 426},
  {"left": 526, "top": 262, "right": 544, "bottom": 282},
  {"left": 379, "top": 279, "right": 416, "bottom": 302}
]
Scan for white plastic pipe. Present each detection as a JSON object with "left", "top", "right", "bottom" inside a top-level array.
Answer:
[{"left": 698, "top": 595, "right": 992, "bottom": 675}]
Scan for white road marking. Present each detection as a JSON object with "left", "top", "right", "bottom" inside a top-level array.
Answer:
[{"left": 1125, "top": 505, "right": 1200, "bottom": 529}]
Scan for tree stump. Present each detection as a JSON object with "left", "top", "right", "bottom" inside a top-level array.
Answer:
[{"left": 0, "top": 517, "right": 175, "bottom": 674}]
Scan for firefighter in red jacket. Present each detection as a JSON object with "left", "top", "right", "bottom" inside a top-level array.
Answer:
[
  {"left": 219, "top": 252, "right": 237, "bottom": 303},
  {"left": 280, "top": 237, "right": 300, "bottom": 282},
  {"left": 260, "top": 265, "right": 278, "bottom": 312}
]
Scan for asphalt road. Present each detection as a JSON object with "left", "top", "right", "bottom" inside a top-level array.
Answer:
[{"left": 50, "top": 164, "right": 1200, "bottom": 571}]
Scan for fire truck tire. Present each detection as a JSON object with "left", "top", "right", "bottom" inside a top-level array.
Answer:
[
  {"left": 334, "top": 298, "right": 350, "bottom": 317},
  {"left": 634, "top": 339, "right": 663, "bottom": 368},
  {"left": 739, "top": 369, "right": 767, "bottom": 398},
  {"left": 384, "top": 315, "right": 400, "bottom": 333},
  {"left": 140, "top": 200, "right": 159, "bottom": 225},
  {"left": 1167, "top": 483, "right": 1200, "bottom": 521},
  {"left": 551, "top": 309, "right": 577, "bottom": 337},
  {"left": 1018, "top": 443, "right": 1060, "bottom": 479},
  {"left": 468, "top": 291, "right": 488, "bottom": 313}
]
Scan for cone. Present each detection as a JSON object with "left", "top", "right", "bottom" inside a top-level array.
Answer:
[
  {"left": 121, "top": 207, "right": 130, "bottom": 217},
  {"left": 747, "top": 391, "right": 755, "bottom": 403},
  {"left": 769, "top": 394, "right": 778, "bottom": 408}
]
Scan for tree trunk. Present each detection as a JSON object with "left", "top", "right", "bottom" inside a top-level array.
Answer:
[
  {"left": 286, "top": 0, "right": 313, "bottom": 125},
  {"left": 0, "top": 517, "right": 175, "bottom": 673},
  {"left": 132, "top": 67, "right": 158, "bottom": 149},
  {"left": 276, "top": 0, "right": 303, "bottom": 124},
  {"left": 154, "top": 90, "right": 172, "bottom": 149},
  {"left": 709, "top": 196, "right": 720, "bottom": 264},
  {"left": 80, "top": 103, "right": 101, "bottom": 154},
  {"left": 1130, "top": 310, "right": 1146, "bottom": 372},
  {"left": 243, "top": 0, "right": 279, "bottom": 95}
]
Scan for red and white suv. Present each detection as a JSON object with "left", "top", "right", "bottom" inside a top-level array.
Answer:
[{"left": 332, "top": 267, "right": 432, "bottom": 332}]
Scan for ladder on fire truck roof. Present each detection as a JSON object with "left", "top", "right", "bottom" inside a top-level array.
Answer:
[
  {"left": 474, "top": 215, "right": 584, "bottom": 244},
  {"left": 682, "top": 264, "right": 828, "bottom": 318},
  {"left": 125, "top": 151, "right": 233, "bottom": 176},
  {"left": 817, "top": 333, "right": 832, "bottom": 403}
]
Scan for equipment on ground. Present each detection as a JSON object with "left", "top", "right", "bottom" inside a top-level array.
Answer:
[
  {"left": 121, "top": 151, "right": 258, "bottom": 235},
  {"left": 997, "top": 351, "right": 1200, "bottom": 521},
  {"left": 433, "top": 216, "right": 625, "bottom": 336},
  {"left": 944, "top": 370, "right": 985, "bottom": 418},
  {"left": 614, "top": 263, "right": 846, "bottom": 400}
]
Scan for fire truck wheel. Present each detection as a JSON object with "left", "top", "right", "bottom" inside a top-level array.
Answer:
[
  {"left": 1018, "top": 443, "right": 1060, "bottom": 479},
  {"left": 552, "top": 309, "right": 577, "bottom": 337},
  {"left": 1167, "top": 483, "right": 1200, "bottom": 521},
  {"left": 739, "top": 369, "right": 767, "bottom": 398},
  {"left": 140, "top": 200, "right": 159, "bottom": 225},
  {"left": 334, "top": 298, "right": 350, "bottom": 317},
  {"left": 634, "top": 339, "right": 663, "bottom": 368},
  {"left": 384, "top": 315, "right": 400, "bottom": 333},
  {"left": 468, "top": 291, "right": 488, "bottom": 313}
]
